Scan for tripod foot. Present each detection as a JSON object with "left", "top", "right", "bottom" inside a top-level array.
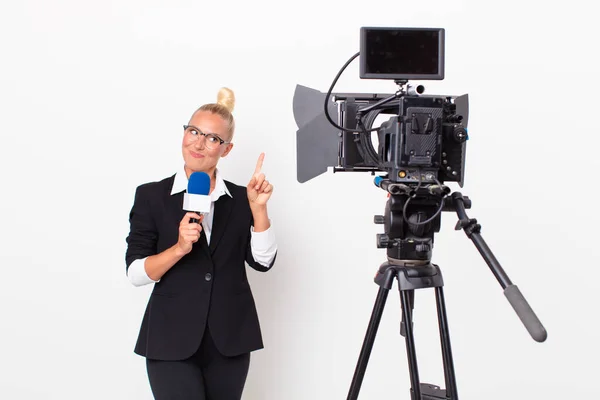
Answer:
[{"left": 416, "top": 383, "right": 448, "bottom": 400}]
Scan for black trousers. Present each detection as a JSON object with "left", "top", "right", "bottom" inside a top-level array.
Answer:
[{"left": 146, "top": 327, "right": 251, "bottom": 400}]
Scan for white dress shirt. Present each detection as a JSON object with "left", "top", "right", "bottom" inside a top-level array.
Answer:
[{"left": 127, "top": 168, "right": 277, "bottom": 286}]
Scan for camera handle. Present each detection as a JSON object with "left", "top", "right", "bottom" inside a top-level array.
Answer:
[
  {"left": 449, "top": 192, "right": 547, "bottom": 343},
  {"left": 356, "top": 80, "right": 425, "bottom": 117}
]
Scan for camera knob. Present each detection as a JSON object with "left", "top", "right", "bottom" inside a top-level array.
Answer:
[
  {"left": 452, "top": 126, "right": 468, "bottom": 143},
  {"left": 377, "top": 234, "right": 391, "bottom": 248},
  {"left": 374, "top": 215, "right": 385, "bottom": 224},
  {"left": 415, "top": 243, "right": 430, "bottom": 253}
]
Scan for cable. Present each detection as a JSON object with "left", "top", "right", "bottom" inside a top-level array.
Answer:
[
  {"left": 323, "top": 51, "right": 381, "bottom": 166},
  {"left": 402, "top": 170, "right": 447, "bottom": 227},
  {"left": 323, "top": 52, "right": 360, "bottom": 133}
]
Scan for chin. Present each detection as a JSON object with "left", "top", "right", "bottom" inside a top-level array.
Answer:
[{"left": 187, "top": 159, "right": 210, "bottom": 172}]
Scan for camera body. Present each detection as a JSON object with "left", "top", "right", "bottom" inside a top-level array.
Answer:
[
  {"left": 338, "top": 91, "right": 468, "bottom": 188},
  {"left": 382, "top": 95, "right": 468, "bottom": 185}
]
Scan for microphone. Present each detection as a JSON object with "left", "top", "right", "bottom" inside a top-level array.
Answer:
[{"left": 183, "top": 171, "right": 211, "bottom": 223}]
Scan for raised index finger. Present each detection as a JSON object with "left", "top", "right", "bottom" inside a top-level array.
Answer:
[{"left": 254, "top": 152, "right": 265, "bottom": 175}]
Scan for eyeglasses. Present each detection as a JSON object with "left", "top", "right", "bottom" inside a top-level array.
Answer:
[{"left": 183, "top": 125, "right": 230, "bottom": 150}]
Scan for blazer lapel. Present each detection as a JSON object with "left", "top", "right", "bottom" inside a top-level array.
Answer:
[{"left": 209, "top": 190, "right": 234, "bottom": 254}]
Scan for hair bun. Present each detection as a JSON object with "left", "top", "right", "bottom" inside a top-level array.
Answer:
[{"left": 217, "top": 87, "right": 235, "bottom": 112}]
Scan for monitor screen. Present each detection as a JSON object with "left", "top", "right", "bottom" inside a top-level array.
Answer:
[{"left": 360, "top": 27, "right": 445, "bottom": 80}]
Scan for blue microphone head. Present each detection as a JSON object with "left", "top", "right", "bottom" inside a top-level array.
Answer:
[{"left": 188, "top": 171, "right": 211, "bottom": 195}]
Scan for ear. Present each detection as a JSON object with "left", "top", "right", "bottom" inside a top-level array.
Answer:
[{"left": 221, "top": 142, "right": 234, "bottom": 158}]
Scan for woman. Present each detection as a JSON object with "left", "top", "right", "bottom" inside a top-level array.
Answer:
[{"left": 125, "top": 87, "right": 277, "bottom": 399}]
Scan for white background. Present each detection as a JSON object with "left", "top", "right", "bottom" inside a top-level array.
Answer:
[{"left": 1, "top": 0, "right": 598, "bottom": 399}]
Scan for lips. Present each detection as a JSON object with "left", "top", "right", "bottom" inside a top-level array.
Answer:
[{"left": 190, "top": 151, "right": 204, "bottom": 159}]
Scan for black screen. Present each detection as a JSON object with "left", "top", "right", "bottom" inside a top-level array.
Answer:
[{"left": 361, "top": 28, "right": 443, "bottom": 79}]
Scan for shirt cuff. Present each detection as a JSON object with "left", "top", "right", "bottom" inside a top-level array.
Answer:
[
  {"left": 250, "top": 223, "right": 277, "bottom": 266},
  {"left": 127, "top": 257, "right": 160, "bottom": 286}
]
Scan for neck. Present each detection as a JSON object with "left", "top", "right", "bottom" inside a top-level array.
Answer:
[{"left": 185, "top": 165, "right": 216, "bottom": 178}]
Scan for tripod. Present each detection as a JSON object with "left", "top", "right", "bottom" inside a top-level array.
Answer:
[{"left": 346, "top": 191, "right": 547, "bottom": 400}]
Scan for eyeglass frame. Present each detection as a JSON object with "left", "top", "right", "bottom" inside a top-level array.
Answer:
[{"left": 182, "top": 124, "right": 231, "bottom": 147}]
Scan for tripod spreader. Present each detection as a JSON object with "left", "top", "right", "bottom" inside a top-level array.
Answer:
[{"left": 449, "top": 192, "right": 548, "bottom": 343}]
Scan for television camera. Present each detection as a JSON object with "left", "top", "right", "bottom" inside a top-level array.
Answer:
[{"left": 293, "top": 27, "right": 546, "bottom": 400}]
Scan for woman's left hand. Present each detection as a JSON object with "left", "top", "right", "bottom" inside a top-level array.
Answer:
[{"left": 247, "top": 153, "right": 273, "bottom": 207}]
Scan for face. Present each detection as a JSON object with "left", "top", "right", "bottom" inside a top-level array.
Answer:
[{"left": 182, "top": 111, "right": 234, "bottom": 177}]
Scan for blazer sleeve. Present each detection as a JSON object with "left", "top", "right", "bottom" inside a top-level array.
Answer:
[{"left": 125, "top": 184, "right": 158, "bottom": 273}]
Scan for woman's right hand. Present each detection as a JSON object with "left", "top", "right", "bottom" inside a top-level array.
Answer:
[{"left": 176, "top": 212, "right": 203, "bottom": 256}]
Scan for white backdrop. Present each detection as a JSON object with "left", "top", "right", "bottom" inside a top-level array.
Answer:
[{"left": 1, "top": 0, "right": 598, "bottom": 399}]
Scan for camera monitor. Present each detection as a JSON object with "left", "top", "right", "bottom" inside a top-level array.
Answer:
[{"left": 359, "top": 27, "right": 445, "bottom": 81}]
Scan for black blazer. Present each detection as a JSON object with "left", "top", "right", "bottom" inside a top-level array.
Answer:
[{"left": 125, "top": 174, "right": 276, "bottom": 361}]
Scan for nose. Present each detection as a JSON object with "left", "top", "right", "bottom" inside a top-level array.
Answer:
[{"left": 193, "top": 135, "right": 206, "bottom": 150}]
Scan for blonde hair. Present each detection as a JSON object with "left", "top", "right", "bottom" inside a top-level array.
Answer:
[{"left": 194, "top": 87, "right": 236, "bottom": 140}]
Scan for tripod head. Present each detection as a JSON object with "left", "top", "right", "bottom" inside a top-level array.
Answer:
[
  {"left": 374, "top": 176, "right": 471, "bottom": 264},
  {"left": 373, "top": 176, "right": 470, "bottom": 264},
  {"left": 373, "top": 175, "right": 547, "bottom": 343}
]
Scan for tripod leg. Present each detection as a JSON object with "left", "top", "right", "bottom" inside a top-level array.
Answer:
[
  {"left": 400, "top": 289, "right": 415, "bottom": 337},
  {"left": 400, "top": 289, "right": 421, "bottom": 400},
  {"left": 347, "top": 285, "right": 390, "bottom": 400},
  {"left": 435, "top": 287, "right": 459, "bottom": 400}
]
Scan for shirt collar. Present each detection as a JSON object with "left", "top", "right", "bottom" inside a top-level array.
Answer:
[{"left": 170, "top": 167, "right": 232, "bottom": 200}]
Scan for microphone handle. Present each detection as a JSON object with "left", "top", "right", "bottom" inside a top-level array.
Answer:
[{"left": 190, "top": 212, "right": 201, "bottom": 224}]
